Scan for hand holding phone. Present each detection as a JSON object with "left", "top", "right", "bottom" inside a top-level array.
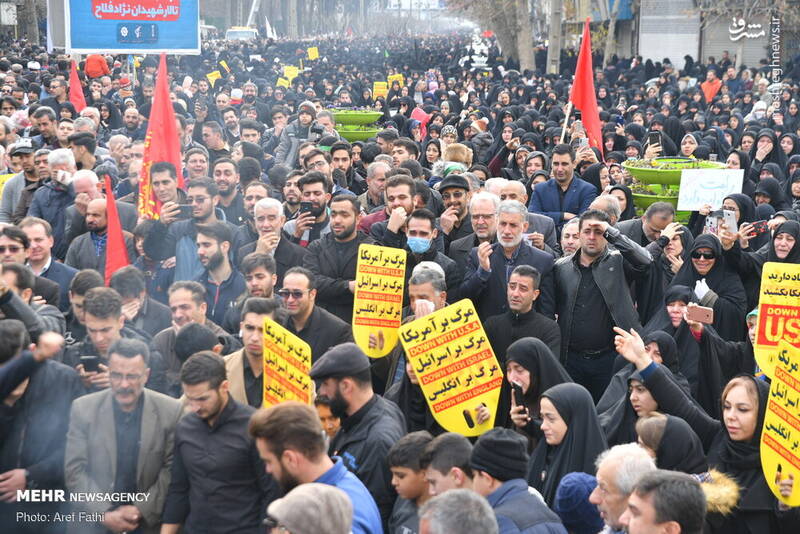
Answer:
[
  {"left": 80, "top": 355, "right": 101, "bottom": 373},
  {"left": 685, "top": 304, "right": 714, "bottom": 325}
]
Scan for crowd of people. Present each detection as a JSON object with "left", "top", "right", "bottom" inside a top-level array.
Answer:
[{"left": 0, "top": 29, "right": 799, "bottom": 534}]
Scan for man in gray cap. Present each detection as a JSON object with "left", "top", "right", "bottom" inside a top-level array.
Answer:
[
  {"left": 265, "top": 483, "right": 352, "bottom": 534},
  {"left": 311, "top": 342, "right": 406, "bottom": 530},
  {"left": 0, "top": 138, "right": 39, "bottom": 223}
]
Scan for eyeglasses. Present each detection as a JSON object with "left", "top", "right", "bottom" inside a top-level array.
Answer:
[
  {"left": 471, "top": 213, "right": 494, "bottom": 221},
  {"left": 691, "top": 251, "right": 715, "bottom": 260},
  {"left": 441, "top": 191, "right": 466, "bottom": 201},
  {"left": 186, "top": 196, "right": 208, "bottom": 204},
  {"left": 306, "top": 160, "right": 328, "bottom": 169},
  {"left": 0, "top": 245, "right": 23, "bottom": 254},
  {"left": 263, "top": 516, "right": 288, "bottom": 530},
  {"left": 110, "top": 372, "right": 144, "bottom": 383},
  {"left": 277, "top": 289, "right": 309, "bottom": 300}
]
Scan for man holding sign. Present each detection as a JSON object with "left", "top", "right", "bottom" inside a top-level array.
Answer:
[{"left": 310, "top": 342, "right": 406, "bottom": 529}]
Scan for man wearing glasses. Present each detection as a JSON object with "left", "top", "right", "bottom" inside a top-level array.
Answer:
[
  {"left": 144, "top": 177, "right": 244, "bottom": 282},
  {"left": 278, "top": 267, "right": 353, "bottom": 362},
  {"left": 65, "top": 338, "right": 182, "bottom": 534},
  {"left": 436, "top": 174, "right": 473, "bottom": 252}
]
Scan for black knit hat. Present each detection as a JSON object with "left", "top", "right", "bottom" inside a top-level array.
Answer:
[{"left": 470, "top": 428, "right": 529, "bottom": 482}]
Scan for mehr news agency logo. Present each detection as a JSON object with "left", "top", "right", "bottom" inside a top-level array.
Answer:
[{"left": 15, "top": 490, "right": 150, "bottom": 523}]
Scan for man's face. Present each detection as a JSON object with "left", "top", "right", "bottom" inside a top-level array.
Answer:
[
  {"left": 241, "top": 312, "right": 272, "bottom": 358},
  {"left": 142, "top": 85, "right": 154, "bottom": 99},
  {"left": 331, "top": 149, "right": 351, "bottom": 172},
  {"left": 84, "top": 312, "right": 124, "bottom": 356},
  {"left": 223, "top": 110, "right": 238, "bottom": 130},
  {"left": 50, "top": 81, "right": 65, "bottom": 97},
  {"left": 34, "top": 153, "right": 50, "bottom": 179},
  {"left": 57, "top": 120, "right": 75, "bottom": 143},
  {"left": 13, "top": 153, "right": 35, "bottom": 174},
  {"left": 187, "top": 186, "right": 217, "bottom": 220},
  {"left": 317, "top": 115, "right": 334, "bottom": 132},
  {"left": 330, "top": 200, "right": 358, "bottom": 240},
  {"left": 22, "top": 223, "right": 53, "bottom": 263},
  {"left": 202, "top": 127, "right": 221, "bottom": 148},
  {"left": 243, "top": 85, "right": 257, "bottom": 100},
  {"left": 129, "top": 143, "right": 144, "bottom": 161},
  {"left": 305, "top": 154, "right": 331, "bottom": 177},
  {"left": 500, "top": 184, "right": 528, "bottom": 205},
  {"left": 108, "top": 353, "right": 149, "bottom": 411},
  {"left": 367, "top": 168, "right": 388, "bottom": 197},
  {"left": 470, "top": 199, "right": 497, "bottom": 240},
  {"left": 561, "top": 223, "right": 580, "bottom": 256},
  {"left": 169, "top": 289, "right": 206, "bottom": 328},
  {"left": 215, "top": 93, "right": 230, "bottom": 110},
  {"left": 408, "top": 282, "right": 446, "bottom": 312},
  {"left": 441, "top": 187, "right": 469, "bottom": 217},
  {"left": 151, "top": 170, "right": 178, "bottom": 203},
  {"left": 376, "top": 136, "right": 392, "bottom": 154},
  {"left": 183, "top": 381, "right": 226, "bottom": 422},
  {"left": 245, "top": 266, "right": 276, "bottom": 298},
  {"left": 244, "top": 186, "right": 268, "bottom": 217},
  {"left": 425, "top": 467, "right": 461, "bottom": 497},
  {"left": 280, "top": 273, "right": 314, "bottom": 317},
  {"left": 385, "top": 185, "right": 414, "bottom": 212},
  {"left": 407, "top": 217, "right": 436, "bottom": 243},
  {"left": 255, "top": 439, "right": 300, "bottom": 493},
  {"left": 590, "top": 459, "right": 629, "bottom": 530},
  {"left": 298, "top": 111, "right": 313, "bottom": 126},
  {"left": 551, "top": 152, "right": 575, "bottom": 183},
  {"left": 241, "top": 128, "right": 260, "bottom": 144},
  {"left": 391, "top": 145, "right": 412, "bottom": 166},
  {"left": 186, "top": 153, "right": 209, "bottom": 179},
  {"left": 283, "top": 176, "right": 301, "bottom": 205},
  {"left": 643, "top": 213, "right": 673, "bottom": 242},
  {"left": 580, "top": 219, "right": 607, "bottom": 258},
  {"left": 497, "top": 212, "right": 527, "bottom": 249},
  {"left": 123, "top": 109, "right": 140, "bottom": 130},
  {"left": 255, "top": 205, "right": 284, "bottom": 236},
  {"left": 300, "top": 182, "right": 331, "bottom": 216},
  {"left": 507, "top": 273, "right": 538, "bottom": 313},
  {"left": 85, "top": 201, "right": 108, "bottom": 233},
  {"left": 272, "top": 113, "right": 287, "bottom": 129},
  {"left": 38, "top": 115, "right": 56, "bottom": 137},
  {"left": 196, "top": 233, "right": 226, "bottom": 270},
  {"left": 213, "top": 162, "right": 239, "bottom": 196}
]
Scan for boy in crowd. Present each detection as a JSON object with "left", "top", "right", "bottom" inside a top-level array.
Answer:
[{"left": 388, "top": 431, "right": 434, "bottom": 534}]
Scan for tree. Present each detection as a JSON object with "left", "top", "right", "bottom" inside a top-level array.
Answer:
[{"left": 446, "top": 0, "right": 537, "bottom": 71}]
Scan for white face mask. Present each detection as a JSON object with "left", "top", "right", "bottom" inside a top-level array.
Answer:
[{"left": 54, "top": 169, "right": 73, "bottom": 186}]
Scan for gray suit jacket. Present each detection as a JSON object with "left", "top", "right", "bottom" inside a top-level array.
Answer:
[
  {"left": 64, "top": 388, "right": 183, "bottom": 534},
  {"left": 64, "top": 200, "right": 138, "bottom": 244}
]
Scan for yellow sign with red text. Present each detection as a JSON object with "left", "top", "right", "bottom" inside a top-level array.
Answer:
[
  {"left": 754, "top": 263, "right": 800, "bottom": 378},
  {"left": 352, "top": 244, "right": 406, "bottom": 358},
  {"left": 399, "top": 299, "right": 502, "bottom": 436},
  {"left": 262, "top": 319, "right": 313, "bottom": 407}
]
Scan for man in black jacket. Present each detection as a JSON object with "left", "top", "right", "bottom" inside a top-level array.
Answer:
[
  {"left": 554, "top": 209, "right": 651, "bottom": 401},
  {"left": 110, "top": 266, "right": 172, "bottom": 338},
  {"left": 448, "top": 191, "right": 499, "bottom": 279},
  {"left": 278, "top": 267, "right": 353, "bottom": 362},
  {"left": 0, "top": 326, "right": 81, "bottom": 533},
  {"left": 311, "top": 342, "right": 406, "bottom": 530},
  {"left": 484, "top": 264, "right": 561, "bottom": 362},
  {"left": 304, "top": 195, "right": 374, "bottom": 322}
]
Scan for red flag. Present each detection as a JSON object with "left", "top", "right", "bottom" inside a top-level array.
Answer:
[
  {"left": 103, "top": 177, "right": 130, "bottom": 285},
  {"left": 569, "top": 18, "right": 602, "bottom": 155},
  {"left": 69, "top": 60, "right": 86, "bottom": 113},
  {"left": 140, "top": 53, "right": 184, "bottom": 219}
]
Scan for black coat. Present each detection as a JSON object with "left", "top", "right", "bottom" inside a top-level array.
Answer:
[
  {"left": 281, "top": 305, "right": 353, "bottom": 362},
  {"left": 237, "top": 236, "right": 308, "bottom": 289},
  {"left": 484, "top": 308, "right": 561, "bottom": 363}
]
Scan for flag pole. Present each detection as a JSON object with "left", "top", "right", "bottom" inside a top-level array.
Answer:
[{"left": 559, "top": 102, "right": 573, "bottom": 144}]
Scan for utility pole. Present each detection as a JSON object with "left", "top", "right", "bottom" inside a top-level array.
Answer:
[{"left": 546, "top": 0, "right": 563, "bottom": 74}]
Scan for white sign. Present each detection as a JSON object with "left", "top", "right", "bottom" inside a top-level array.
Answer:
[
  {"left": 0, "top": 3, "right": 17, "bottom": 26},
  {"left": 677, "top": 169, "right": 744, "bottom": 211}
]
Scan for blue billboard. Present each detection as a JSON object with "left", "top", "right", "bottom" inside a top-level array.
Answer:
[{"left": 65, "top": 0, "right": 200, "bottom": 54}]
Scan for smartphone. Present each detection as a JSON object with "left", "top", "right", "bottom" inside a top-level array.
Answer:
[
  {"left": 299, "top": 201, "right": 313, "bottom": 214},
  {"left": 510, "top": 382, "right": 526, "bottom": 412},
  {"left": 615, "top": 116, "right": 625, "bottom": 126},
  {"left": 80, "top": 355, "right": 101, "bottom": 373},
  {"left": 573, "top": 119, "right": 585, "bottom": 134},
  {"left": 177, "top": 204, "right": 193, "bottom": 218},
  {"left": 722, "top": 210, "right": 737, "bottom": 231},
  {"left": 577, "top": 137, "right": 589, "bottom": 148},
  {"left": 647, "top": 131, "right": 661, "bottom": 147},
  {"left": 686, "top": 305, "right": 714, "bottom": 325},
  {"left": 751, "top": 220, "right": 769, "bottom": 236}
]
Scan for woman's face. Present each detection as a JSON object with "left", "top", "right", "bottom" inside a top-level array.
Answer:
[
  {"left": 633, "top": 114, "right": 644, "bottom": 126},
  {"left": 611, "top": 189, "right": 627, "bottom": 212},
  {"left": 723, "top": 383, "right": 758, "bottom": 442},
  {"left": 790, "top": 103, "right": 799, "bottom": 115},
  {"left": 645, "top": 341, "right": 663, "bottom": 365},
  {"left": 443, "top": 133, "right": 457, "bottom": 144},
  {"left": 506, "top": 361, "right": 531, "bottom": 395},
  {"left": 773, "top": 231, "right": 797, "bottom": 259},
  {"left": 60, "top": 108, "right": 73, "bottom": 119},
  {"left": 730, "top": 116, "right": 739, "bottom": 129},
  {"left": 691, "top": 247, "right": 716, "bottom": 275},
  {"left": 539, "top": 397, "right": 568, "bottom": 446},
  {"left": 781, "top": 136, "right": 794, "bottom": 154},
  {"left": 755, "top": 193, "right": 770, "bottom": 205},
  {"left": 609, "top": 166, "right": 623, "bottom": 184},
  {"left": 231, "top": 145, "right": 244, "bottom": 162},
  {"left": 757, "top": 136, "right": 773, "bottom": 152},
  {"left": 681, "top": 136, "right": 698, "bottom": 156},
  {"left": 629, "top": 379, "right": 658, "bottom": 417},
  {"left": 532, "top": 174, "right": 548, "bottom": 185},
  {"left": 666, "top": 300, "right": 687, "bottom": 327},
  {"left": 100, "top": 107, "right": 110, "bottom": 119},
  {"left": 741, "top": 136, "right": 754, "bottom": 152},
  {"left": 605, "top": 137, "right": 616, "bottom": 151},
  {"left": 502, "top": 127, "right": 513, "bottom": 143},
  {"left": 792, "top": 181, "right": 800, "bottom": 198},
  {"left": 725, "top": 153, "right": 741, "bottom": 169},
  {"left": 599, "top": 167, "right": 610, "bottom": 190},
  {"left": 526, "top": 158, "right": 541, "bottom": 175},
  {"left": 598, "top": 87, "right": 607, "bottom": 98},
  {"left": 625, "top": 146, "right": 639, "bottom": 158},
  {"left": 351, "top": 147, "right": 361, "bottom": 163},
  {"left": 426, "top": 143, "right": 440, "bottom": 163},
  {"left": 664, "top": 232, "right": 683, "bottom": 257},
  {"left": 722, "top": 198, "right": 741, "bottom": 222}
]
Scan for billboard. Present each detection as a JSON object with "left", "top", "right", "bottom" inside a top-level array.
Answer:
[{"left": 65, "top": 0, "right": 200, "bottom": 54}]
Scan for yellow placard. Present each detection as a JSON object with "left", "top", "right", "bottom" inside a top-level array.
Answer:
[
  {"left": 307, "top": 47, "right": 319, "bottom": 60},
  {"left": 276, "top": 77, "right": 290, "bottom": 89},
  {"left": 373, "top": 81, "right": 388, "bottom": 99},
  {"left": 754, "top": 263, "right": 800, "bottom": 378},
  {"left": 387, "top": 73, "right": 404, "bottom": 87},
  {"left": 352, "top": 244, "right": 406, "bottom": 358},
  {"left": 760, "top": 340, "right": 800, "bottom": 506},
  {"left": 283, "top": 65, "right": 299, "bottom": 81},
  {"left": 206, "top": 70, "right": 222, "bottom": 87},
  {"left": 219, "top": 60, "right": 230, "bottom": 73},
  {"left": 398, "top": 299, "right": 503, "bottom": 437},
  {"left": 0, "top": 173, "right": 15, "bottom": 198},
  {"left": 262, "top": 318, "right": 313, "bottom": 407}
]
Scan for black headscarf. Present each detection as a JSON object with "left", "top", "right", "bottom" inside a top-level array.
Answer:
[
  {"left": 609, "top": 184, "right": 636, "bottom": 221},
  {"left": 506, "top": 338, "right": 572, "bottom": 411},
  {"left": 724, "top": 193, "right": 756, "bottom": 225},
  {"left": 754, "top": 177, "right": 791, "bottom": 211},
  {"left": 527, "top": 383, "right": 607, "bottom": 505},
  {"left": 598, "top": 371, "right": 642, "bottom": 447},
  {"left": 580, "top": 163, "right": 606, "bottom": 195},
  {"left": 656, "top": 415, "right": 708, "bottom": 474},
  {"left": 670, "top": 234, "right": 747, "bottom": 341},
  {"left": 766, "top": 220, "right": 800, "bottom": 263}
]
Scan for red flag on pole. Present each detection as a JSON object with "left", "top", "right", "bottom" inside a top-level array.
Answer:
[
  {"left": 69, "top": 60, "right": 87, "bottom": 113},
  {"left": 140, "top": 53, "right": 184, "bottom": 219},
  {"left": 569, "top": 18, "right": 602, "bottom": 155},
  {"left": 103, "top": 176, "right": 130, "bottom": 285}
]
